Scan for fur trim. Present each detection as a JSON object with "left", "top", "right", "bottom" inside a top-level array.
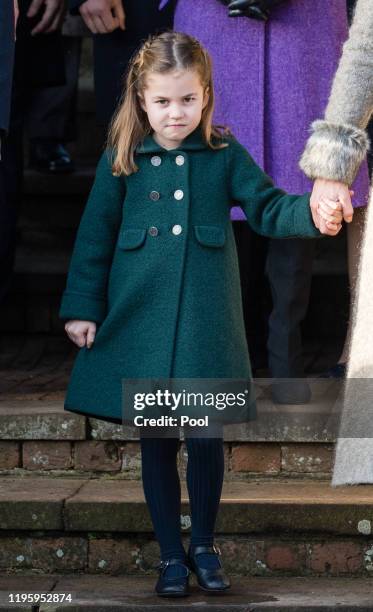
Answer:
[{"left": 299, "top": 120, "right": 370, "bottom": 185}]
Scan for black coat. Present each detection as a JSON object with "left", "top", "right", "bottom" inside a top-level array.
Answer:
[
  {"left": 69, "top": 0, "right": 175, "bottom": 124},
  {"left": 0, "top": 1, "right": 15, "bottom": 132}
]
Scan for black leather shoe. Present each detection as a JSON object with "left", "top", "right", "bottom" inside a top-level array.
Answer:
[
  {"left": 271, "top": 379, "right": 311, "bottom": 405},
  {"left": 155, "top": 558, "right": 190, "bottom": 597},
  {"left": 318, "top": 363, "right": 346, "bottom": 379},
  {"left": 29, "top": 140, "right": 75, "bottom": 174},
  {"left": 187, "top": 544, "right": 231, "bottom": 592}
]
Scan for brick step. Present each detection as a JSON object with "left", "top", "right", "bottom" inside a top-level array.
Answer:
[
  {"left": 0, "top": 383, "right": 342, "bottom": 477},
  {"left": 0, "top": 574, "right": 373, "bottom": 611},
  {"left": 0, "top": 475, "right": 373, "bottom": 577}
]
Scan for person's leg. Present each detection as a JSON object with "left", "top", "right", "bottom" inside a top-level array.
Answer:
[
  {"left": 266, "top": 238, "right": 316, "bottom": 400},
  {"left": 339, "top": 205, "right": 367, "bottom": 364},
  {"left": 233, "top": 221, "right": 269, "bottom": 372},
  {"left": 140, "top": 432, "right": 187, "bottom": 576},
  {"left": 27, "top": 36, "right": 82, "bottom": 173},
  {"left": 0, "top": 75, "right": 24, "bottom": 305},
  {"left": 185, "top": 433, "right": 224, "bottom": 569}
]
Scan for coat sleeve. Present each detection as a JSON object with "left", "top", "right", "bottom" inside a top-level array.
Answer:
[
  {"left": 228, "top": 138, "right": 321, "bottom": 239},
  {"left": 299, "top": 0, "right": 372, "bottom": 185},
  {"left": 59, "top": 150, "right": 126, "bottom": 323}
]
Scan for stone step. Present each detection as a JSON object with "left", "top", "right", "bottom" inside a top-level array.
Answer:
[
  {"left": 0, "top": 475, "right": 373, "bottom": 577},
  {"left": 0, "top": 394, "right": 337, "bottom": 481},
  {"left": 1, "top": 574, "right": 373, "bottom": 611},
  {"left": 0, "top": 384, "right": 343, "bottom": 477}
]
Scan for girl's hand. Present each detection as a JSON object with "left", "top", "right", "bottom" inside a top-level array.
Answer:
[
  {"left": 65, "top": 320, "right": 97, "bottom": 349},
  {"left": 310, "top": 178, "right": 354, "bottom": 230},
  {"left": 317, "top": 197, "right": 344, "bottom": 236}
]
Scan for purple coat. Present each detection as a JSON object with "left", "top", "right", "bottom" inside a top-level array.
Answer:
[{"left": 172, "top": 0, "right": 370, "bottom": 218}]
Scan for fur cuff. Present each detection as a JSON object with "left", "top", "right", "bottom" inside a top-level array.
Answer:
[{"left": 299, "top": 120, "right": 370, "bottom": 185}]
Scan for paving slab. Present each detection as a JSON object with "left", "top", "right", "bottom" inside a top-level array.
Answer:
[
  {"left": 0, "top": 574, "right": 372, "bottom": 610},
  {"left": 0, "top": 574, "right": 56, "bottom": 610},
  {"left": 0, "top": 477, "right": 88, "bottom": 529}
]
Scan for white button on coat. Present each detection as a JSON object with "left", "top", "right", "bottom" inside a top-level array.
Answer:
[
  {"left": 175, "top": 155, "right": 185, "bottom": 166},
  {"left": 151, "top": 156, "right": 162, "bottom": 167},
  {"left": 174, "top": 190, "right": 184, "bottom": 200},
  {"left": 172, "top": 225, "right": 182, "bottom": 235}
]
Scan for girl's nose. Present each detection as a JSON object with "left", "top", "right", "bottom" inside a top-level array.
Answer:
[{"left": 168, "top": 104, "right": 184, "bottom": 119}]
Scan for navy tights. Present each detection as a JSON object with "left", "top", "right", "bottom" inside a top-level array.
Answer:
[{"left": 140, "top": 431, "right": 224, "bottom": 570}]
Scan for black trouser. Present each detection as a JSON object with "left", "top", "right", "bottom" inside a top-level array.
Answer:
[
  {"left": 92, "top": 0, "right": 176, "bottom": 124},
  {"left": 27, "top": 37, "right": 82, "bottom": 143},
  {"left": 235, "top": 223, "right": 316, "bottom": 378}
]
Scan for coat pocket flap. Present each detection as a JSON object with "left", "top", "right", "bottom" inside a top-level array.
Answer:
[
  {"left": 118, "top": 228, "right": 147, "bottom": 250},
  {"left": 194, "top": 225, "right": 226, "bottom": 248}
]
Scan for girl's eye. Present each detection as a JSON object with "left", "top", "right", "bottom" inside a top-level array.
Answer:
[
  {"left": 184, "top": 97, "right": 195, "bottom": 103},
  {"left": 156, "top": 100, "right": 168, "bottom": 105}
]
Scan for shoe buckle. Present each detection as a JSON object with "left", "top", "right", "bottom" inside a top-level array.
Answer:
[
  {"left": 157, "top": 559, "right": 170, "bottom": 571},
  {"left": 157, "top": 559, "right": 190, "bottom": 577}
]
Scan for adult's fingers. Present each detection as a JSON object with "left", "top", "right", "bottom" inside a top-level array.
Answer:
[
  {"left": 97, "top": 10, "right": 117, "bottom": 32},
  {"left": 318, "top": 199, "right": 343, "bottom": 221},
  {"left": 27, "top": 0, "right": 44, "bottom": 17},
  {"left": 339, "top": 192, "right": 354, "bottom": 223},
  {"left": 80, "top": 10, "right": 98, "bottom": 33},
  {"left": 318, "top": 207, "right": 339, "bottom": 224},
  {"left": 30, "top": 2, "right": 56, "bottom": 34},
  {"left": 44, "top": 5, "right": 65, "bottom": 32},
  {"left": 326, "top": 223, "right": 342, "bottom": 236},
  {"left": 113, "top": 0, "right": 125, "bottom": 30},
  {"left": 90, "top": 14, "right": 110, "bottom": 33},
  {"left": 86, "top": 326, "right": 96, "bottom": 349}
]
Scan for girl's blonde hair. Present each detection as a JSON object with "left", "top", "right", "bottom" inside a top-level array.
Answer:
[{"left": 107, "top": 31, "right": 228, "bottom": 176}]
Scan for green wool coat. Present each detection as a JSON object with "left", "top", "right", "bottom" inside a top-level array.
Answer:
[{"left": 59, "top": 127, "right": 320, "bottom": 423}]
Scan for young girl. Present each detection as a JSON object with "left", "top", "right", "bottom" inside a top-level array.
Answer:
[{"left": 60, "top": 31, "right": 342, "bottom": 598}]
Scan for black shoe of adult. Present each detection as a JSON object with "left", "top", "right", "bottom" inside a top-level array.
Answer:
[
  {"left": 155, "top": 558, "right": 190, "bottom": 597},
  {"left": 29, "top": 140, "right": 75, "bottom": 174},
  {"left": 187, "top": 544, "right": 231, "bottom": 592},
  {"left": 318, "top": 363, "right": 346, "bottom": 379},
  {"left": 271, "top": 379, "right": 311, "bottom": 405}
]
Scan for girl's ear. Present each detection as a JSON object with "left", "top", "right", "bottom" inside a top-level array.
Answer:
[{"left": 202, "top": 87, "right": 210, "bottom": 109}]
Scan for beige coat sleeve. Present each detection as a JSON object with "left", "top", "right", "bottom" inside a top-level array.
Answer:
[{"left": 299, "top": 0, "right": 373, "bottom": 185}]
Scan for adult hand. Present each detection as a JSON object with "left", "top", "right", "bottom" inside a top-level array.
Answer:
[
  {"left": 27, "top": 0, "right": 65, "bottom": 35},
  {"left": 310, "top": 178, "right": 354, "bottom": 231},
  {"left": 14, "top": 0, "right": 19, "bottom": 34},
  {"left": 79, "top": 0, "right": 125, "bottom": 34},
  {"left": 65, "top": 320, "right": 97, "bottom": 349},
  {"left": 227, "top": 0, "right": 286, "bottom": 20}
]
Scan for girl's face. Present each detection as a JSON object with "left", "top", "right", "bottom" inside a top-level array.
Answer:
[{"left": 140, "top": 69, "right": 209, "bottom": 150}]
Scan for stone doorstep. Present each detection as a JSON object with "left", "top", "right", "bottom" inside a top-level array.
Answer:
[
  {"left": 0, "top": 384, "right": 342, "bottom": 442},
  {"left": 1, "top": 575, "right": 373, "bottom": 611},
  {"left": 1, "top": 477, "right": 373, "bottom": 536},
  {"left": 0, "top": 402, "right": 86, "bottom": 441}
]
